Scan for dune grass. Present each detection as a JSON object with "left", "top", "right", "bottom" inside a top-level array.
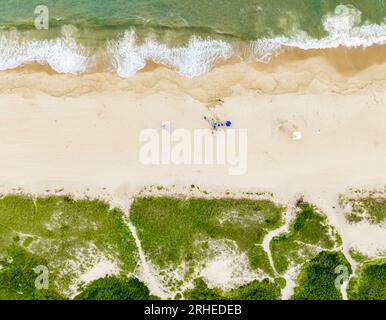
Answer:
[
  {"left": 0, "top": 245, "right": 64, "bottom": 300},
  {"left": 270, "top": 202, "right": 341, "bottom": 274},
  {"left": 0, "top": 195, "right": 137, "bottom": 298},
  {"left": 130, "top": 196, "right": 284, "bottom": 282},
  {"left": 342, "top": 196, "right": 386, "bottom": 225},
  {"left": 1, "top": 194, "right": 384, "bottom": 300},
  {"left": 348, "top": 258, "right": 386, "bottom": 300},
  {"left": 291, "top": 251, "right": 351, "bottom": 300},
  {"left": 74, "top": 275, "right": 157, "bottom": 300},
  {"left": 183, "top": 277, "right": 284, "bottom": 300}
]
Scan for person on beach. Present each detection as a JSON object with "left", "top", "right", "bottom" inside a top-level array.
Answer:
[{"left": 204, "top": 116, "right": 231, "bottom": 133}]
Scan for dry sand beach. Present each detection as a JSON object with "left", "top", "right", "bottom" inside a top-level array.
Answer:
[{"left": 0, "top": 47, "right": 385, "bottom": 262}]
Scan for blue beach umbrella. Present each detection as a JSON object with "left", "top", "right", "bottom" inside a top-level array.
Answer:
[{"left": 225, "top": 121, "right": 232, "bottom": 127}]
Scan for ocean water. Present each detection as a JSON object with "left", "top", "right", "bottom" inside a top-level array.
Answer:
[{"left": 0, "top": 0, "right": 385, "bottom": 76}]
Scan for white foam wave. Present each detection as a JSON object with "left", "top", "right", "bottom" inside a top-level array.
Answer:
[
  {"left": 0, "top": 5, "right": 386, "bottom": 77},
  {"left": 252, "top": 5, "right": 386, "bottom": 62},
  {"left": 107, "top": 29, "right": 233, "bottom": 78},
  {"left": 0, "top": 25, "right": 88, "bottom": 73}
]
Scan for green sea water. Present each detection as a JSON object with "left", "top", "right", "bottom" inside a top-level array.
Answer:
[
  {"left": 0, "top": 1, "right": 385, "bottom": 76},
  {"left": 0, "top": 0, "right": 385, "bottom": 40}
]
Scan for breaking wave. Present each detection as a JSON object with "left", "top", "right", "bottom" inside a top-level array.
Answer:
[
  {"left": 107, "top": 30, "right": 233, "bottom": 78},
  {"left": 0, "top": 25, "right": 88, "bottom": 74},
  {"left": 0, "top": 5, "right": 385, "bottom": 77},
  {"left": 251, "top": 5, "right": 386, "bottom": 61}
]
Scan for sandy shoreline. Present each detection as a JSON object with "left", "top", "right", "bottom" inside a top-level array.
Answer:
[
  {"left": 2, "top": 45, "right": 386, "bottom": 99},
  {"left": 0, "top": 47, "right": 385, "bottom": 258}
]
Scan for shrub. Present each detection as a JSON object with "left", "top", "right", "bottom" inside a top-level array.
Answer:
[{"left": 75, "top": 276, "right": 154, "bottom": 300}]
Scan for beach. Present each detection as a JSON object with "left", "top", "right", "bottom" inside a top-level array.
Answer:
[
  {"left": 0, "top": 0, "right": 385, "bottom": 302},
  {"left": 0, "top": 47, "right": 385, "bottom": 259}
]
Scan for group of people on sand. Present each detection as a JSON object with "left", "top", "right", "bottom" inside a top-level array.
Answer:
[
  {"left": 161, "top": 116, "right": 232, "bottom": 134},
  {"left": 203, "top": 116, "right": 232, "bottom": 132}
]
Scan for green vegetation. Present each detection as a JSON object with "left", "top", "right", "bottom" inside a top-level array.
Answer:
[
  {"left": 348, "top": 259, "right": 386, "bottom": 300},
  {"left": 271, "top": 202, "right": 341, "bottom": 274},
  {"left": 229, "top": 278, "right": 284, "bottom": 300},
  {"left": 0, "top": 195, "right": 137, "bottom": 297},
  {"left": 340, "top": 195, "right": 386, "bottom": 225},
  {"left": 0, "top": 245, "right": 64, "bottom": 300},
  {"left": 183, "top": 277, "right": 283, "bottom": 300},
  {"left": 183, "top": 279, "right": 223, "bottom": 300},
  {"left": 75, "top": 276, "right": 156, "bottom": 300},
  {"left": 1, "top": 194, "right": 385, "bottom": 300},
  {"left": 291, "top": 251, "right": 351, "bottom": 300},
  {"left": 349, "top": 249, "right": 369, "bottom": 263},
  {"left": 130, "top": 196, "right": 284, "bottom": 288}
]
